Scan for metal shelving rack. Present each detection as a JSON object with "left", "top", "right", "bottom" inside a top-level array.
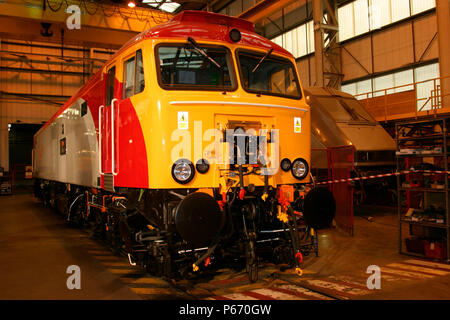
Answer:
[
  {"left": 396, "top": 117, "right": 450, "bottom": 263},
  {"left": 0, "top": 172, "right": 12, "bottom": 195}
]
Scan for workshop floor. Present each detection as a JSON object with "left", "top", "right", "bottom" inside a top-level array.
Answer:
[{"left": 0, "top": 194, "right": 449, "bottom": 300}]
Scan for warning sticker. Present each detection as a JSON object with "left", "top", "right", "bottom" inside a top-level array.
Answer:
[
  {"left": 294, "top": 117, "right": 301, "bottom": 133},
  {"left": 178, "top": 111, "right": 188, "bottom": 130}
]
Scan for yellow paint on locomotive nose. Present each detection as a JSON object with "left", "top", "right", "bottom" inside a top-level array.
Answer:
[{"left": 129, "top": 39, "right": 310, "bottom": 189}]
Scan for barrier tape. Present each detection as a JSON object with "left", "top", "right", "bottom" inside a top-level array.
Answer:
[{"left": 312, "top": 169, "right": 449, "bottom": 186}]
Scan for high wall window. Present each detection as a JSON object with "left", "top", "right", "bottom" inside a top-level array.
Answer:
[
  {"left": 339, "top": 0, "right": 370, "bottom": 41},
  {"left": 410, "top": 0, "right": 436, "bottom": 15},
  {"left": 341, "top": 62, "right": 440, "bottom": 111},
  {"left": 270, "top": 20, "right": 314, "bottom": 59},
  {"left": 341, "top": 79, "right": 372, "bottom": 97},
  {"left": 372, "top": 69, "right": 414, "bottom": 96},
  {"left": 415, "top": 63, "right": 440, "bottom": 110},
  {"left": 271, "top": 0, "right": 435, "bottom": 56}
]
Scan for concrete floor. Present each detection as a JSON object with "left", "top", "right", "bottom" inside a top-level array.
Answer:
[
  {"left": 0, "top": 194, "right": 449, "bottom": 300},
  {"left": 0, "top": 194, "right": 141, "bottom": 299},
  {"left": 305, "top": 205, "right": 450, "bottom": 299}
]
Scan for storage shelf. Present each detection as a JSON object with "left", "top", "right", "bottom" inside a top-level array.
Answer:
[
  {"left": 399, "top": 250, "right": 449, "bottom": 262},
  {"left": 400, "top": 219, "right": 449, "bottom": 229},
  {"left": 396, "top": 117, "right": 450, "bottom": 262},
  {"left": 396, "top": 153, "right": 447, "bottom": 157},
  {"left": 399, "top": 187, "right": 447, "bottom": 192},
  {"left": 398, "top": 134, "right": 449, "bottom": 141}
]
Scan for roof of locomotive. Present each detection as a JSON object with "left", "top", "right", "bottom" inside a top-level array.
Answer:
[
  {"left": 35, "top": 11, "right": 291, "bottom": 139},
  {"left": 116, "top": 10, "right": 292, "bottom": 60}
]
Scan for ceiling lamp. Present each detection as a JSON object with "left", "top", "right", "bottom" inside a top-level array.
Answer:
[
  {"left": 142, "top": 0, "right": 181, "bottom": 13},
  {"left": 128, "top": 1, "right": 136, "bottom": 8}
]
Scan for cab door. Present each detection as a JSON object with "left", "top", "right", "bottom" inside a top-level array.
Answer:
[{"left": 99, "top": 63, "right": 119, "bottom": 191}]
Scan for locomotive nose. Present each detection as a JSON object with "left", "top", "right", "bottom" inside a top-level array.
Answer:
[{"left": 175, "top": 192, "right": 225, "bottom": 247}]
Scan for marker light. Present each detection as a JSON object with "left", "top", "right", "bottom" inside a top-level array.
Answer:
[
  {"left": 196, "top": 159, "right": 210, "bottom": 174},
  {"left": 229, "top": 29, "right": 241, "bottom": 42},
  {"left": 280, "top": 158, "right": 291, "bottom": 172}
]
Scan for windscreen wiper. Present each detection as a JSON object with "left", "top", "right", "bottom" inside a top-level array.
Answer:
[
  {"left": 252, "top": 48, "right": 273, "bottom": 73},
  {"left": 187, "top": 37, "right": 222, "bottom": 69}
]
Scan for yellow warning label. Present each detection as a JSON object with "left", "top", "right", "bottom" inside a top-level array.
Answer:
[
  {"left": 178, "top": 111, "right": 188, "bottom": 130},
  {"left": 294, "top": 117, "right": 301, "bottom": 133}
]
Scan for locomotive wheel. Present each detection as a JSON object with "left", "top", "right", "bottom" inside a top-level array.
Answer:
[
  {"left": 86, "top": 209, "right": 105, "bottom": 239},
  {"left": 146, "top": 249, "right": 172, "bottom": 278},
  {"left": 110, "top": 227, "right": 123, "bottom": 255},
  {"left": 146, "top": 255, "right": 161, "bottom": 276},
  {"left": 68, "top": 198, "right": 86, "bottom": 227}
]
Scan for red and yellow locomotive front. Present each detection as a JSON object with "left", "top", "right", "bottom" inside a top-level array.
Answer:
[
  {"left": 104, "top": 11, "right": 310, "bottom": 190},
  {"left": 34, "top": 11, "right": 335, "bottom": 281}
]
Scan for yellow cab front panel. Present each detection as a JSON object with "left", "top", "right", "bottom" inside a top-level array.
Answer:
[{"left": 126, "top": 12, "right": 311, "bottom": 190}]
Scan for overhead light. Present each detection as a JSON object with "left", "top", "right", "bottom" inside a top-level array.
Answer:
[
  {"left": 160, "top": 2, "right": 180, "bottom": 13},
  {"left": 142, "top": 0, "right": 180, "bottom": 13},
  {"left": 142, "top": 0, "right": 159, "bottom": 5},
  {"left": 128, "top": 1, "right": 136, "bottom": 8}
]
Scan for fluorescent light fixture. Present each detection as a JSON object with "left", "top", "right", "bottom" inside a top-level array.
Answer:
[
  {"left": 142, "top": 0, "right": 161, "bottom": 7},
  {"left": 160, "top": 2, "right": 180, "bottom": 13},
  {"left": 142, "top": 0, "right": 180, "bottom": 13}
]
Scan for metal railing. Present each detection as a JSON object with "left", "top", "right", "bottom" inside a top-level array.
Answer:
[{"left": 353, "top": 75, "right": 450, "bottom": 122}]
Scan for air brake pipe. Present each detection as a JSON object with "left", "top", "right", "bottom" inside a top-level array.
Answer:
[
  {"left": 287, "top": 206, "right": 303, "bottom": 275},
  {"left": 192, "top": 242, "right": 219, "bottom": 272},
  {"left": 238, "top": 164, "right": 245, "bottom": 200},
  {"left": 263, "top": 173, "right": 269, "bottom": 194},
  {"left": 66, "top": 193, "right": 84, "bottom": 222},
  {"left": 168, "top": 191, "right": 185, "bottom": 200}
]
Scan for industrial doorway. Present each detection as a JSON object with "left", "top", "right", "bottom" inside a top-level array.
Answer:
[{"left": 8, "top": 123, "right": 42, "bottom": 194}]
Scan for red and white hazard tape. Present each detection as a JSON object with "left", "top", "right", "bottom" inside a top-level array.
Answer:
[{"left": 313, "top": 169, "right": 450, "bottom": 185}]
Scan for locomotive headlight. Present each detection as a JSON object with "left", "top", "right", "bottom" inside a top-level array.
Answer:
[
  {"left": 172, "top": 159, "right": 195, "bottom": 184},
  {"left": 291, "top": 158, "right": 309, "bottom": 180}
]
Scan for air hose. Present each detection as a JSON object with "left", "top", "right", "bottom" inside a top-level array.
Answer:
[{"left": 287, "top": 206, "right": 303, "bottom": 276}]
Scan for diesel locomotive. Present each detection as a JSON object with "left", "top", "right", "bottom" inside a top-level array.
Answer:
[{"left": 33, "top": 11, "right": 335, "bottom": 282}]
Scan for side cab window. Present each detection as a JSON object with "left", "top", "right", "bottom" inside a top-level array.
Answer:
[
  {"left": 80, "top": 101, "right": 88, "bottom": 117},
  {"left": 106, "top": 66, "right": 116, "bottom": 104},
  {"left": 123, "top": 49, "right": 145, "bottom": 99}
]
